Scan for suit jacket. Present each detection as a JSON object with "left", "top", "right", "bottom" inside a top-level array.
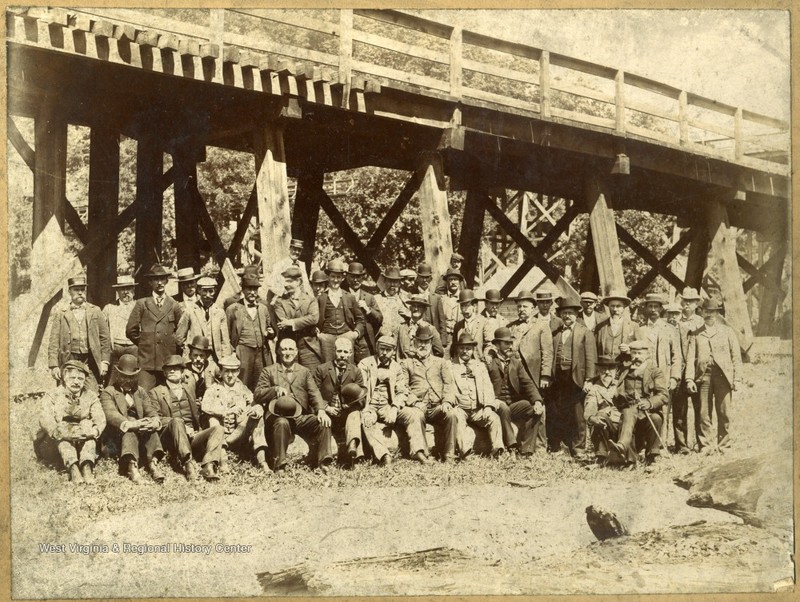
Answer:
[
  {"left": 639, "top": 319, "right": 681, "bottom": 382},
  {"left": 126, "top": 296, "right": 183, "bottom": 372},
  {"left": 615, "top": 361, "right": 668, "bottom": 413},
  {"left": 685, "top": 323, "right": 742, "bottom": 388},
  {"left": 146, "top": 382, "right": 201, "bottom": 430},
  {"left": 313, "top": 361, "right": 365, "bottom": 408},
  {"left": 274, "top": 293, "right": 321, "bottom": 358},
  {"left": 38, "top": 386, "right": 106, "bottom": 439},
  {"left": 358, "top": 356, "right": 410, "bottom": 407},
  {"left": 507, "top": 318, "right": 553, "bottom": 386},
  {"left": 451, "top": 315, "right": 488, "bottom": 361},
  {"left": 351, "top": 289, "right": 383, "bottom": 355},
  {"left": 226, "top": 301, "right": 272, "bottom": 349},
  {"left": 595, "top": 315, "right": 641, "bottom": 359},
  {"left": 176, "top": 301, "right": 231, "bottom": 359},
  {"left": 538, "top": 313, "right": 564, "bottom": 336},
  {"left": 100, "top": 385, "right": 158, "bottom": 432},
  {"left": 450, "top": 358, "right": 498, "bottom": 410},
  {"left": 253, "top": 363, "right": 324, "bottom": 414},
  {"left": 424, "top": 292, "right": 448, "bottom": 346},
  {"left": 48, "top": 302, "right": 111, "bottom": 370},
  {"left": 316, "top": 291, "right": 366, "bottom": 338},
  {"left": 577, "top": 308, "right": 608, "bottom": 332},
  {"left": 402, "top": 355, "right": 455, "bottom": 410},
  {"left": 397, "top": 320, "right": 445, "bottom": 360},
  {"left": 486, "top": 356, "right": 542, "bottom": 403},
  {"left": 552, "top": 321, "right": 598, "bottom": 387}
]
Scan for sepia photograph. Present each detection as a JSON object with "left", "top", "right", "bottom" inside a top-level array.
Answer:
[{"left": 4, "top": 5, "right": 793, "bottom": 598}]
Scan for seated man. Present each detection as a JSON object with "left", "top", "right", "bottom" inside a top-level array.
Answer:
[
  {"left": 584, "top": 355, "right": 623, "bottom": 465},
  {"left": 608, "top": 340, "right": 669, "bottom": 466},
  {"left": 486, "top": 327, "right": 546, "bottom": 456},
  {"left": 450, "top": 332, "right": 503, "bottom": 459},
  {"left": 359, "top": 335, "right": 430, "bottom": 465},
  {"left": 36, "top": 360, "right": 106, "bottom": 484},
  {"left": 402, "top": 325, "right": 457, "bottom": 462},
  {"left": 147, "top": 355, "right": 224, "bottom": 481},
  {"left": 201, "top": 355, "right": 269, "bottom": 472},
  {"left": 100, "top": 354, "right": 166, "bottom": 483},
  {"left": 313, "top": 337, "right": 366, "bottom": 465},
  {"left": 183, "top": 335, "right": 220, "bottom": 402},
  {"left": 254, "top": 338, "right": 334, "bottom": 473}
]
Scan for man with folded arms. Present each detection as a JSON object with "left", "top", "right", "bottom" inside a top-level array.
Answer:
[
  {"left": 100, "top": 354, "right": 166, "bottom": 483},
  {"left": 254, "top": 338, "right": 334, "bottom": 472}
]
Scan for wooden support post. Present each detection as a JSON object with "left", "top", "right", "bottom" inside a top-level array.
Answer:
[
  {"left": 134, "top": 137, "right": 164, "bottom": 296},
  {"left": 705, "top": 200, "right": 753, "bottom": 352},
  {"left": 253, "top": 122, "right": 292, "bottom": 273},
  {"left": 684, "top": 223, "right": 710, "bottom": 290},
  {"left": 614, "top": 70, "right": 626, "bottom": 134},
  {"left": 585, "top": 176, "right": 625, "bottom": 295},
  {"left": 173, "top": 150, "right": 201, "bottom": 271},
  {"left": 33, "top": 108, "right": 67, "bottom": 242},
  {"left": 458, "top": 188, "right": 486, "bottom": 286},
  {"left": 756, "top": 241, "right": 786, "bottom": 336},
  {"left": 293, "top": 170, "right": 323, "bottom": 272},
  {"left": 678, "top": 90, "right": 689, "bottom": 145},
  {"left": 417, "top": 152, "right": 453, "bottom": 285},
  {"left": 579, "top": 225, "right": 599, "bottom": 293},
  {"left": 87, "top": 123, "right": 120, "bottom": 307}
]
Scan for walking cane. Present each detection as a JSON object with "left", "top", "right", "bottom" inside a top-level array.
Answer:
[{"left": 643, "top": 408, "right": 672, "bottom": 458}]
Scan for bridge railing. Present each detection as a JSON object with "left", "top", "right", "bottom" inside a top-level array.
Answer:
[{"left": 42, "top": 8, "right": 790, "bottom": 171}]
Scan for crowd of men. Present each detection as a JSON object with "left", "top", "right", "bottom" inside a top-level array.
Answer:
[{"left": 36, "top": 239, "right": 742, "bottom": 485}]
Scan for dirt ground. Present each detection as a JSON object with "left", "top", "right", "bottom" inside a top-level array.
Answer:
[{"left": 9, "top": 353, "right": 794, "bottom": 598}]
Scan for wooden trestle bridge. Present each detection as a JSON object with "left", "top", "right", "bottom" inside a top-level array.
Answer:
[{"left": 6, "top": 7, "right": 790, "bottom": 361}]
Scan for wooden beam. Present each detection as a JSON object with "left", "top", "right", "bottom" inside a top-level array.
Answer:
[
  {"left": 226, "top": 185, "right": 259, "bottom": 263},
  {"left": 337, "top": 9, "right": 353, "bottom": 109},
  {"left": 33, "top": 109, "right": 67, "bottom": 241},
  {"left": 737, "top": 252, "right": 783, "bottom": 294},
  {"left": 366, "top": 168, "right": 424, "bottom": 253},
  {"left": 684, "top": 224, "right": 710, "bottom": 290},
  {"left": 253, "top": 122, "right": 292, "bottom": 272},
  {"left": 417, "top": 152, "right": 453, "bottom": 284},
  {"left": 585, "top": 176, "right": 625, "bottom": 295},
  {"left": 134, "top": 137, "right": 164, "bottom": 296},
  {"left": 292, "top": 170, "right": 323, "bottom": 272},
  {"left": 316, "top": 189, "right": 381, "bottom": 279},
  {"left": 173, "top": 151, "right": 201, "bottom": 271},
  {"left": 756, "top": 242, "right": 786, "bottom": 336},
  {"left": 458, "top": 188, "right": 487, "bottom": 286},
  {"left": 87, "top": 123, "right": 120, "bottom": 307},
  {"left": 190, "top": 182, "right": 228, "bottom": 269},
  {"left": 579, "top": 224, "right": 599, "bottom": 293},
  {"left": 621, "top": 225, "right": 692, "bottom": 299}
]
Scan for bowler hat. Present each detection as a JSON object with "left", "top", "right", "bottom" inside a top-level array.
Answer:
[
  {"left": 62, "top": 359, "right": 89, "bottom": 375},
  {"left": 112, "top": 275, "right": 137, "bottom": 288},
  {"left": 176, "top": 267, "right": 200, "bottom": 283},
  {"left": 162, "top": 355, "right": 186, "bottom": 370},
  {"left": 326, "top": 259, "right": 348, "bottom": 274},
  {"left": 241, "top": 273, "right": 261, "bottom": 288},
  {"left": 603, "top": 289, "right": 632, "bottom": 306},
  {"left": 454, "top": 331, "right": 477, "bottom": 346},
  {"left": 416, "top": 263, "right": 433, "bottom": 277},
  {"left": 382, "top": 267, "right": 402, "bottom": 280},
  {"left": 644, "top": 293, "right": 666, "bottom": 306},
  {"left": 458, "top": 289, "right": 477, "bottom": 304},
  {"left": 340, "top": 383, "right": 366, "bottom": 409},
  {"left": 218, "top": 355, "right": 241, "bottom": 370},
  {"left": 377, "top": 335, "right": 397, "bottom": 347},
  {"left": 289, "top": 238, "right": 304, "bottom": 250},
  {"left": 483, "top": 289, "right": 503, "bottom": 303},
  {"left": 145, "top": 264, "right": 172, "bottom": 279},
  {"left": 347, "top": 262, "right": 366, "bottom": 275},
  {"left": 680, "top": 287, "right": 702, "bottom": 301},
  {"left": 492, "top": 327, "right": 514, "bottom": 343},
  {"left": 701, "top": 298, "right": 723, "bottom": 312},
  {"left": 515, "top": 290, "right": 535, "bottom": 303},
  {"left": 281, "top": 266, "right": 303, "bottom": 279},
  {"left": 556, "top": 295, "right": 582, "bottom": 312},
  {"left": 413, "top": 324, "right": 435, "bottom": 341},
  {"left": 442, "top": 267, "right": 464, "bottom": 281},
  {"left": 310, "top": 270, "right": 329, "bottom": 284},
  {"left": 407, "top": 294, "right": 431, "bottom": 307},
  {"left": 67, "top": 275, "right": 87, "bottom": 288},
  {"left": 596, "top": 355, "right": 618, "bottom": 368},
  {"left": 268, "top": 395, "right": 302, "bottom": 418},
  {"left": 115, "top": 354, "right": 140, "bottom": 376},
  {"left": 188, "top": 336, "right": 212, "bottom": 352},
  {"left": 197, "top": 276, "right": 217, "bottom": 288}
]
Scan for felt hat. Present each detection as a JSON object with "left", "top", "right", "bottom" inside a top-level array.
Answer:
[
  {"left": 340, "top": 383, "right": 366, "bottom": 409},
  {"left": 176, "top": 267, "right": 200, "bottom": 283},
  {"left": 595, "top": 355, "right": 619, "bottom": 368},
  {"left": 382, "top": 267, "right": 402, "bottom": 280},
  {"left": 407, "top": 294, "right": 431, "bottom": 307},
  {"left": 701, "top": 298, "right": 724, "bottom": 312},
  {"left": 603, "top": 289, "right": 632, "bottom": 306},
  {"left": 115, "top": 354, "right": 140, "bottom": 376},
  {"left": 492, "top": 327, "right": 514, "bottom": 343},
  {"left": 377, "top": 335, "right": 397, "bottom": 348},
  {"left": 416, "top": 263, "right": 433, "bottom": 277},
  {"left": 241, "top": 273, "right": 261, "bottom": 288},
  {"left": 162, "top": 355, "right": 186, "bottom": 370},
  {"left": 289, "top": 238, "right": 305, "bottom": 250},
  {"left": 188, "top": 335, "right": 212, "bottom": 352},
  {"left": 515, "top": 290, "right": 536, "bottom": 303},
  {"left": 348, "top": 262, "right": 367, "bottom": 275},
  {"left": 483, "top": 289, "right": 503, "bottom": 303},
  {"left": 62, "top": 359, "right": 89, "bottom": 375},
  {"left": 281, "top": 266, "right": 303, "bottom": 279},
  {"left": 454, "top": 331, "right": 477, "bottom": 346},
  {"left": 268, "top": 395, "right": 302, "bottom": 418},
  {"left": 442, "top": 267, "right": 465, "bottom": 281},
  {"left": 413, "top": 324, "right": 435, "bottom": 341},
  {"left": 679, "top": 287, "right": 702, "bottom": 301},
  {"left": 325, "top": 259, "right": 348, "bottom": 274},
  {"left": 643, "top": 293, "right": 666, "bottom": 306},
  {"left": 196, "top": 276, "right": 217, "bottom": 288},
  {"left": 112, "top": 275, "right": 137, "bottom": 288},
  {"left": 310, "top": 270, "right": 329, "bottom": 284},
  {"left": 218, "top": 355, "right": 241, "bottom": 370},
  {"left": 556, "top": 295, "right": 582, "bottom": 312},
  {"left": 458, "top": 289, "right": 477, "bottom": 304},
  {"left": 67, "top": 275, "right": 87, "bottom": 288},
  {"left": 145, "top": 264, "right": 171, "bottom": 279}
]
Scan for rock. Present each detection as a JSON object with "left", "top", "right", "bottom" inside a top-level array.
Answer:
[
  {"left": 675, "top": 450, "right": 792, "bottom": 537},
  {"left": 585, "top": 505, "right": 629, "bottom": 541}
]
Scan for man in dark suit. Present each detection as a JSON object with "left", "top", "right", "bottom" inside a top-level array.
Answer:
[
  {"left": 274, "top": 266, "right": 322, "bottom": 369},
  {"left": 126, "top": 265, "right": 184, "bottom": 391},
  {"left": 413, "top": 263, "right": 448, "bottom": 345},
  {"left": 254, "top": 338, "right": 334, "bottom": 472},
  {"left": 486, "top": 327, "right": 546, "bottom": 456},
  {"left": 147, "top": 355, "right": 224, "bottom": 481},
  {"left": 316, "top": 259, "right": 366, "bottom": 364},
  {"left": 313, "top": 336, "right": 367, "bottom": 464},
  {"left": 346, "top": 262, "right": 383, "bottom": 357},
  {"left": 549, "top": 295, "right": 597, "bottom": 455},
  {"left": 48, "top": 275, "right": 111, "bottom": 391},
  {"left": 99, "top": 354, "right": 166, "bottom": 483},
  {"left": 595, "top": 289, "right": 641, "bottom": 360},
  {"left": 226, "top": 271, "right": 274, "bottom": 391},
  {"left": 507, "top": 290, "right": 553, "bottom": 393}
]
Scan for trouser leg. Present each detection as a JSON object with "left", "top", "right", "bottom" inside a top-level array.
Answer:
[
  {"left": 141, "top": 430, "right": 164, "bottom": 463},
  {"left": 120, "top": 431, "right": 140, "bottom": 460},
  {"left": 636, "top": 413, "right": 663, "bottom": 457},
  {"left": 344, "top": 409, "right": 364, "bottom": 457},
  {"left": 425, "top": 405, "right": 457, "bottom": 459},
  {"left": 711, "top": 366, "right": 732, "bottom": 447},
  {"left": 159, "top": 418, "right": 193, "bottom": 463},
  {"left": 672, "top": 387, "right": 690, "bottom": 451},
  {"left": 57, "top": 440, "right": 79, "bottom": 467},
  {"left": 236, "top": 345, "right": 261, "bottom": 392},
  {"left": 695, "top": 371, "right": 714, "bottom": 450},
  {"left": 451, "top": 407, "right": 470, "bottom": 455},
  {"left": 468, "top": 408, "right": 503, "bottom": 452},
  {"left": 265, "top": 415, "right": 291, "bottom": 469},
  {"left": 294, "top": 414, "right": 333, "bottom": 467},
  {"left": 395, "top": 406, "right": 428, "bottom": 456},
  {"left": 615, "top": 407, "right": 639, "bottom": 463},
  {"left": 191, "top": 425, "right": 224, "bottom": 466}
]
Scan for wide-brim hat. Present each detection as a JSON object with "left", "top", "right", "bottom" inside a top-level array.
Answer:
[
  {"left": 680, "top": 287, "right": 702, "bottom": 301},
  {"left": 382, "top": 267, "right": 402, "bottom": 281},
  {"left": 515, "top": 290, "right": 535, "bottom": 303},
  {"left": 602, "top": 289, "right": 632, "bottom": 306},
  {"left": 268, "top": 395, "right": 302, "bottom": 418},
  {"left": 348, "top": 262, "right": 367, "bottom": 276},
  {"left": 643, "top": 293, "right": 666, "bottom": 306},
  {"left": 162, "top": 355, "right": 186, "bottom": 370},
  {"left": 454, "top": 331, "right": 477, "bottom": 346},
  {"left": 115, "top": 354, "right": 141, "bottom": 376},
  {"left": 556, "top": 296, "right": 582, "bottom": 312},
  {"left": 483, "top": 289, "right": 503, "bottom": 303},
  {"left": 442, "top": 267, "right": 465, "bottom": 281},
  {"left": 596, "top": 355, "right": 619, "bottom": 368},
  {"left": 326, "top": 259, "right": 348, "bottom": 274},
  {"left": 112, "top": 275, "right": 137, "bottom": 288},
  {"left": 492, "top": 327, "right": 514, "bottom": 343},
  {"left": 176, "top": 267, "right": 200, "bottom": 283},
  {"left": 241, "top": 273, "right": 261, "bottom": 288},
  {"left": 145, "top": 264, "right": 172, "bottom": 279},
  {"left": 310, "top": 270, "right": 329, "bottom": 284},
  {"left": 458, "top": 289, "right": 477, "bottom": 305},
  {"left": 413, "top": 324, "right": 435, "bottom": 341},
  {"left": 407, "top": 294, "right": 431, "bottom": 307},
  {"left": 188, "top": 335, "right": 212, "bottom": 352},
  {"left": 701, "top": 298, "right": 724, "bottom": 312}
]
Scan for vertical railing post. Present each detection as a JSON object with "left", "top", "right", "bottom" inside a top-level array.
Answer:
[
  {"left": 678, "top": 90, "right": 688, "bottom": 145},
  {"left": 734, "top": 106, "right": 743, "bottom": 160},
  {"left": 449, "top": 26, "right": 462, "bottom": 98},
  {"left": 338, "top": 9, "right": 353, "bottom": 109},
  {"left": 539, "top": 50, "right": 551, "bottom": 117},
  {"left": 210, "top": 9, "right": 225, "bottom": 84},
  {"left": 614, "top": 69, "right": 625, "bottom": 134}
]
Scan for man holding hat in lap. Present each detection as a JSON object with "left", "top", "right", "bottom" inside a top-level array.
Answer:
[
  {"left": 100, "top": 354, "right": 166, "bottom": 483},
  {"left": 48, "top": 274, "right": 111, "bottom": 391},
  {"left": 176, "top": 275, "right": 231, "bottom": 364},
  {"left": 254, "top": 338, "right": 334, "bottom": 472},
  {"left": 595, "top": 288, "right": 641, "bottom": 360},
  {"left": 274, "top": 265, "right": 323, "bottom": 370},
  {"left": 317, "top": 259, "right": 367, "bottom": 364}
]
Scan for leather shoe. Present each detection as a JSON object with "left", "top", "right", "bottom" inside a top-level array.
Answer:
[
  {"left": 379, "top": 454, "right": 392, "bottom": 466},
  {"left": 441, "top": 454, "right": 456, "bottom": 464},
  {"left": 126, "top": 460, "right": 142, "bottom": 484},
  {"left": 69, "top": 463, "right": 84, "bottom": 485},
  {"left": 184, "top": 459, "right": 199, "bottom": 480},
  {"left": 200, "top": 462, "right": 220, "bottom": 481},
  {"left": 149, "top": 458, "right": 165, "bottom": 483},
  {"left": 80, "top": 462, "right": 95, "bottom": 484},
  {"left": 492, "top": 448, "right": 505, "bottom": 459},
  {"left": 413, "top": 451, "right": 432, "bottom": 465}
]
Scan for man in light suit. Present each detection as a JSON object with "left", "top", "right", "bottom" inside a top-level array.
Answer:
[
  {"left": 254, "top": 338, "right": 334, "bottom": 472},
  {"left": 506, "top": 290, "right": 554, "bottom": 393},
  {"left": 48, "top": 275, "right": 111, "bottom": 391},
  {"left": 396, "top": 295, "right": 445, "bottom": 359},
  {"left": 685, "top": 298, "right": 742, "bottom": 452},
  {"left": 126, "top": 265, "right": 184, "bottom": 391},
  {"left": 176, "top": 276, "right": 231, "bottom": 363},
  {"left": 450, "top": 332, "right": 504, "bottom": 458},
  {"left": 664, "top": 302, "right": 694, "bottom": 454},
  {"left": 534, "top": 286, "right": 564, "bottom": 336},
  {"left": 549, "top": 295, "right": 597, "bottom": 455},
  {"left": 226, "top": 271, "right": 274, "bottom": 392},
  {"left": 358, "top": 335, "right": 430, "bottom": 465},
  {"left": 103, "top": 274, "right": 138, "bottom": 374},
  {"left": 274, "top": 266, "right": 322, "bottom": 369}
]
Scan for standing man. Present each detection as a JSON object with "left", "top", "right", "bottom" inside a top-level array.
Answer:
[
  {"left": 664, "top": 302, "right": 693, "bottom": 454},
  {"left": 48, "top": 275, "right": 111, "bottom": 392},
  {"left": 685, "top": 299, "right": 742, "bottom": 453},
  {"left": 267, "top": 238, "right": 311, "bottom": 303},
  {"left": 346, "top": 262, "right": 383, "bottom": 357},
  {"left": 358, "top": 335, "right": 429, "bottom": 465},
  {"left": 309, "top": 270, "right": 328, "bottom": 297},
  {"left": 402, "top": 325, "right": 458, "bottom": 462},
  {"left": 226, "top": 270, "right": 274, "bottom": 392},
  {"left": 413, "top": 263, "right": 448, "bottom": 345},
  {"left": 534, "top": 286, "right": 563, "bottom": 336},
  {"left": 177, "top": 276, "right": 231, "bottom": 364},
  {"left": 103, "top": 275, "right": 138, "bottom": 372},
  {"left": 440, "top": 268, "right": 465, "bottom": 347},
  {"left": 673, "top": 286, "right": 705, "bottom": 452},
  {"left": 480, "top": 289, "right": 505, "bottom": 359},
  {"left": 254, "top": 338, "right": 334, "bottom": 472},
  {"left": 578, "top": 291, "right": 605, "bottom": 332},
  {"left": 173, "top": 267, "right": 200, "bottom": 310},
  {"left": 549, "top": 295, "right": 597, "bottom": 456},
  {"left": 451, "top": 289, "right": 487, "bottom": 361},
  {"left": 374, "top": 266, "right": 406, "bottom": 338},
  {"left": 435, "top": 252, "right": 465, "bottom": 294},
  {"left": 507, "top": 290, "right": 554, "bottom": 395},
  {"left": 595, "top": 289, "right": 641, "bottom": 360},
  {"left": 126, "top": 265, "right": 183, "bottom": 391},
  {"left": 274, "top": 266, "right": 323, "bottom": 369},
  {"left": 399, "top": 268, "right": 417, "bottom": 303},
  {"left": 486, "top": 327, "right": 545, "bottom": 456},
  {"left": 396, "top": 295, "right": 445, "bottom": 359},
  {"left": 316, "top": 259, "right": 366, "bottom": 363}
]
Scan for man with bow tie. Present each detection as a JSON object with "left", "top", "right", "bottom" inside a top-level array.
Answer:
[
  {"left": 274, "top": 266, "right": 323, "bottom": 369},
  {"left": 126, "top": 265, "right": 184, "bottom": 391},
  {"left": 48, "top": 275, "right": 111, "bottom": 391},
  {"left": 176, "top": 276, "right": 231, "bottom": 364}
]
